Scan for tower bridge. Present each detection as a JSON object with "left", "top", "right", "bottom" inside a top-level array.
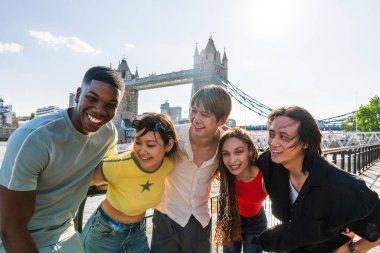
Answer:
[
  {"left": 113, "top": 36, "right": 229, "bottom": 140},
  {"left": 125, "top": 69, "right": 194, "bottom": 90},
  {"left": 113, "top": 37, "right": 352, "bottom": 140}
]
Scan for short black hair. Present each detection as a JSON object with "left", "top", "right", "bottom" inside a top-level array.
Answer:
[
  {"left": 82, "top": 66, "right": 125, "bottom": 93},
  {"left": 136, "top": 113, "right": 180, "bottom": 162},
  {"left": 268, "top": 106, "right": 322, "bottom": 172}
]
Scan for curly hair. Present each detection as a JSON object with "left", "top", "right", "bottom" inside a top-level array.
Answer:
[{"left": 214, "top": 127, "right": 259, "bottom": 247}]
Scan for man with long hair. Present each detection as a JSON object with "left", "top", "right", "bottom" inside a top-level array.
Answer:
[{"left": 255, "top": 106, "right": 380, "bottom": 252}]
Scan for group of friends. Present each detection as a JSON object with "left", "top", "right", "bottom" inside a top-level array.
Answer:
[{"left": 0, "top": 66, "right": 379, "bottom": 253}]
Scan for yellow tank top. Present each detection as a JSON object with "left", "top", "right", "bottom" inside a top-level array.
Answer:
[{"left": 102, "top": 151, "right": 173, "bottom": 216}]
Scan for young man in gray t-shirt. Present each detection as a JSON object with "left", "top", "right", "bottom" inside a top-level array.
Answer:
[{"left": 0, "top": 66, "right": 125, "bottom": 253}]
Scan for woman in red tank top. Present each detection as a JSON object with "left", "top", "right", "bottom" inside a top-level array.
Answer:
[{"left": 215, "top": 127, "right": 267, "bottom": 253}]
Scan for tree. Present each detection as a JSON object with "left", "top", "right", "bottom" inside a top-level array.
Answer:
[
  {"left": 30, "top": 113, "right": 35, "bottom": 120},
  {"left": 341, "top": 95, "right": 380, "bottom": 132}
]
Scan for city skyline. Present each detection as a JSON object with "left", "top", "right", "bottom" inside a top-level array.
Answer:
[{"left": 1, "top": 0, "right": 379, "bottom": 125}]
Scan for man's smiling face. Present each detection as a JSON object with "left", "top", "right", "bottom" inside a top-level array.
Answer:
[{"left": 72, "top": 80, "right": 122, "bottom": 134}]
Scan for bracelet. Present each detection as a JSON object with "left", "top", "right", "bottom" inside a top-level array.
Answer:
[{"left": 348, "top": 240, "right": 359, "bottom": 253}]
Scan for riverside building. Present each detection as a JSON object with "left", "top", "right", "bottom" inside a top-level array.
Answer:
[
  {"left": 0, "top": 98, "right": 17, "bottom": 140},
  {"left": 35, "top": 106, "right": 61, "bottom": 117}
]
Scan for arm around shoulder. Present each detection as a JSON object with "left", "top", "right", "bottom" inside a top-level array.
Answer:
[
  {"left": 341, "top": 199, "right": 380, "bottom": 253},
  {"left": 0, "top": 185, "right": 39, "bottom": 253},
  {"left": 90, "top": 162, "right": 106, "bottom": 185}
]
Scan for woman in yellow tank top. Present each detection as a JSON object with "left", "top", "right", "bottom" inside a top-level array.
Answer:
[{"left": 82, "top": 113, "right": 179, "bottom": 253}]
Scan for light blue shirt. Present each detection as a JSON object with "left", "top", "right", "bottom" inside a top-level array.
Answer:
[{"left": 0, "top": 109, "right": 117, "bottom": 248}]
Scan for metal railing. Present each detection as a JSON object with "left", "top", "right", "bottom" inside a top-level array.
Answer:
[
  {"left": 74, "top": 143, "right": 380, "bottom": 252},
  {"left": 323, "top": 144, "right": 380, "bottom": 174}
]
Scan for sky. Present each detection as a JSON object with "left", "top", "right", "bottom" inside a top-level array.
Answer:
[{"left": 1, "top": 0, "right": 379, "bottom": 125}]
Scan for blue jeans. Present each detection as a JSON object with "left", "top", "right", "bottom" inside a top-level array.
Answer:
[
  {"left": 81, "top": 206, "right": 149, "bottom": 253},
  {"left": 223, "top": 207, "right": 267, "bottom": 253}
]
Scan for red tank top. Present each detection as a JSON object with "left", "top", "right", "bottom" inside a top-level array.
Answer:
[{"left": 235, "top": 170, "right": 267, "bottom": 217}]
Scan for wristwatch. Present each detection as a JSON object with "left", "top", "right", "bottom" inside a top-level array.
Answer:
[{"left": 348, "top": 240, "right": 359, "bottom": 253}]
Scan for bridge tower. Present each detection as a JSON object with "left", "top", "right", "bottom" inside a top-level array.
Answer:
[
  {"left": 113, "top": 37, "right": 229, "bottom": 141},
  {"left": 113, "top": 58, "right": 139, "bottom": 141},
  {"left": 192, "top": 36, "right": 228, "bottom": 97}
]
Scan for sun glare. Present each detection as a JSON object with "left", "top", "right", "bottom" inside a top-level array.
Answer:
[{"left": 241, "top": 1, "right": 302, "bottom": 39}]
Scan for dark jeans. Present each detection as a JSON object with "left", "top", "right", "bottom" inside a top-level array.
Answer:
[
  {"left": 150, "top": 210, "right": 212, "bottom": 253},
  {"left": 223, "top": 208, "right": 267, "bottom": 253}
]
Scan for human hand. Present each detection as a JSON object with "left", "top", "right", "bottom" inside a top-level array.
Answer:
[
  {"left": 341, "top": 227, "right": 356, "bottom": 240},
  {"left": 333, "top": 228, "right": 356, "bottom": 253},
  {"left": 332, "top": 240, "right": 350, "bottom": 253}
]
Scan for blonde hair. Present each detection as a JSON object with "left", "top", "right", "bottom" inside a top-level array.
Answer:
[{"left": 191, "top": 84, "right": 231, "bottom": 120}]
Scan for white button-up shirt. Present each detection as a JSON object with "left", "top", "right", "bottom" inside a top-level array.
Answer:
[{"left": 155, "top": 123, "right": 222, "bottom": 228}]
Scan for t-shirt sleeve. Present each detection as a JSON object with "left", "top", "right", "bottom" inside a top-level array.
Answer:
[
  {"left": 104, "top": 143, "right": 118, "bottom": 159},
  {"left": 0, "top": 130, "right": 48, "bottom": 191},
  {"left": 104, "top": 125, "right": 118, "bottom": 159},
  {"left": 101, "top": 152, "right": 130, "bottom": 183},
  {"left": 163, "top": 157, "right": 174, "bottom": 173}
]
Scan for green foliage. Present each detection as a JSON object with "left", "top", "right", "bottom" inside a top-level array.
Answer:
[
  {"left": 30, "top": 113, "right": 35, "bottom": 120},
  {"left": 342, "top": 95, "right": 380, "bottom": 132},
  {"left": 341, "top": 115, "right": 356, "bottom": 131}
]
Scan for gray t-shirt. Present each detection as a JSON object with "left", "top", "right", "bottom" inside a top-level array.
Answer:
[{"left": 0, "top": 109, "right": 117, "bottom": 248}]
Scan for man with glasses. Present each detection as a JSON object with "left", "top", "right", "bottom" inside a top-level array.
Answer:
[{"left": 151, "top": 84, "right": 232, "bottom": 253}]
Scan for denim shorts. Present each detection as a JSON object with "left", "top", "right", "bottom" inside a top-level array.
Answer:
[{"left": 81, "top": 206, "right": 149, "bottom": 253}]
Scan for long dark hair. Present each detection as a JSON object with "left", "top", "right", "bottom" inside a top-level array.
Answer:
[
  {"left": 214, "top": 127, "right": 259, "bottom": 246},
  {"left": 267, "top": 106, "right": 322, "bottom": 173}
]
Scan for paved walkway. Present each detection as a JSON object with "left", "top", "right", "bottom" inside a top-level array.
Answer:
[
  {"left": 357, "top": 160, "right": 380, "bottom": 252},
  {"left": 360, "top": 160, "right": 380, "bottom": 195}
]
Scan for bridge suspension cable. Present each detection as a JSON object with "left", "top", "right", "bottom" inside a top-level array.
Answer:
[
  {"left": 217, "top": 77, "right": 354, "bottom": 128},
  {"left": 317, "top": 111, "right": 356, "bottom": 129},
  {"left": 218, "top": 78, "right": 273, "bottom": 117}
]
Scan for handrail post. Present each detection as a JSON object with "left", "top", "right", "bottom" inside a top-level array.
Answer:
[
  {"left": 353, "top": 149, "right": 358, "bottom": 174},
  {"left": 347, "top": 150, "right": 352, "bottom": 173}
]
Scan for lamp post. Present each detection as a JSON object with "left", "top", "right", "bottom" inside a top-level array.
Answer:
[{"left": 355, "top": 91, "right": 358, "bottom": 133}]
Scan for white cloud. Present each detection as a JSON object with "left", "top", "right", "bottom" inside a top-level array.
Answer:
[
  {"left": 125, "top": 43, "right": 136, "bottom": 49},
  {"left": 29, "top": 30, "right": 101, "bottom": 55},
  {"left": 0, "top": 42, "right": 23, "bottom": 54}
]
